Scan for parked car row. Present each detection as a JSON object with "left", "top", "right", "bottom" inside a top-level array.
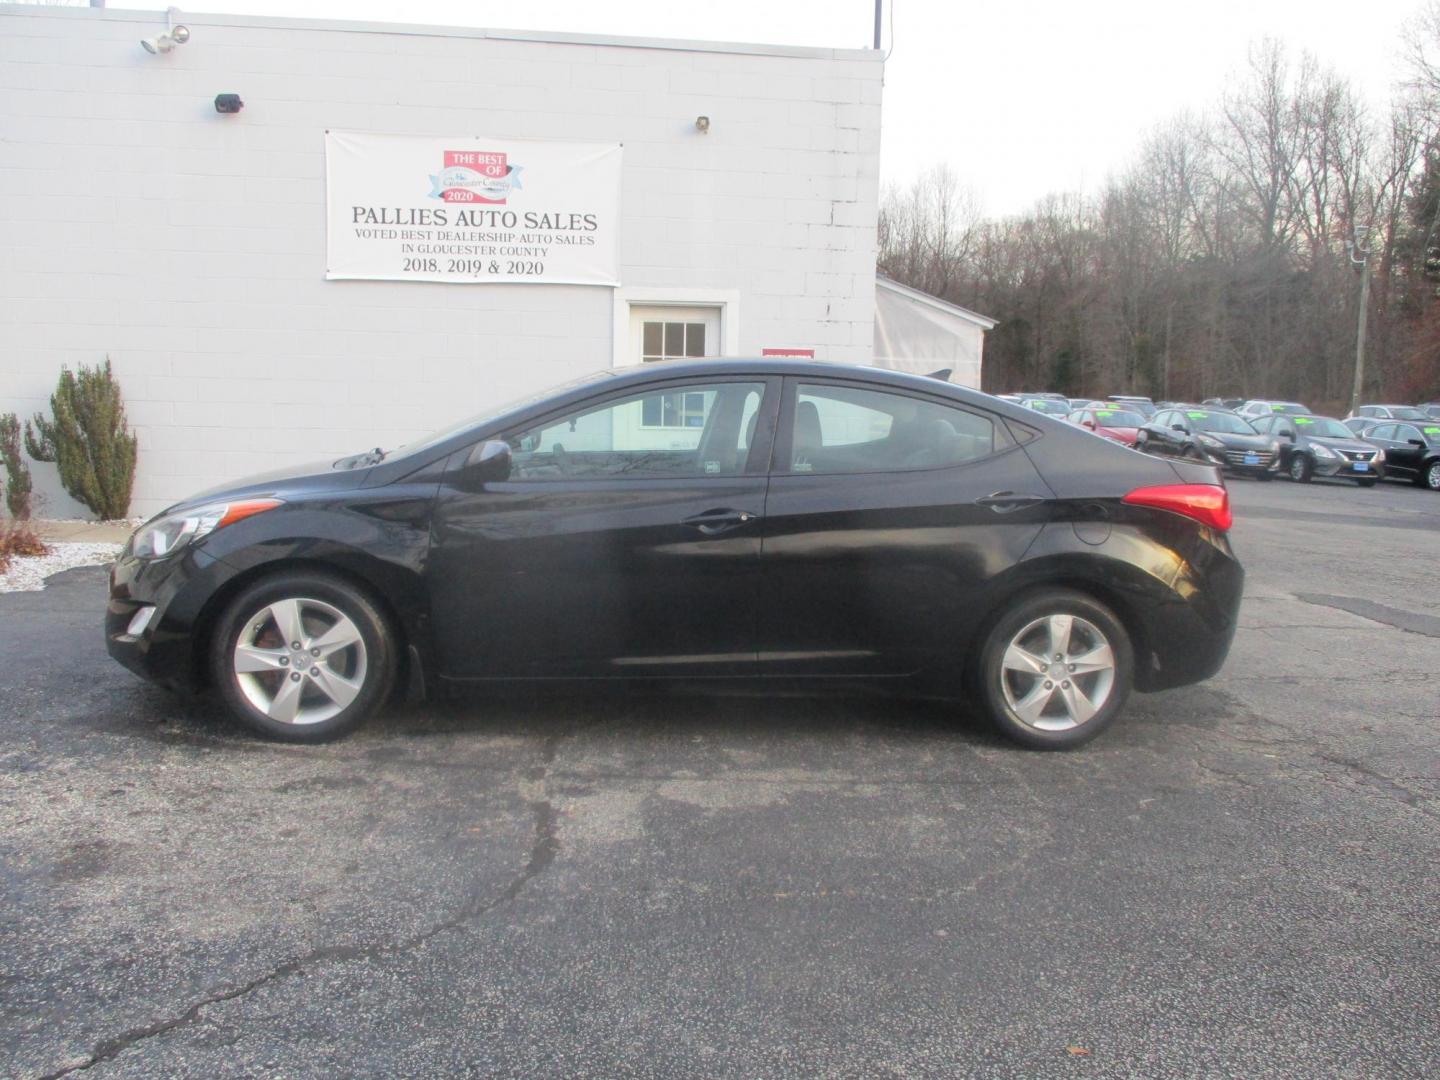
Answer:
[{"left": 1005, "top": 390, "right": 1440, "bottom": 491}]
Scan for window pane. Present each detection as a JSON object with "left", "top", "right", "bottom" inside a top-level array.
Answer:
[
  {"left": 684, "top": 323, "right": 706, "bottom": 357},
  {"left": 790, "top": 384, "right": 996, "bottom": 474},
  {"left": 507, "top": 382, "right": 766, "bottom": 480},
  {"left": 664, "top": 322, "right": 684, "bottom": 357},
  {"left": 643, "top": 322, "right": 662, "bottom": 357}
]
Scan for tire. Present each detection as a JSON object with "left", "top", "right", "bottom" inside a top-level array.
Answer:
[
  {"left": 975, "top": 588, "right": 1134, "bottom": 750},
  {"left": 210, "top": 570, "right": 397, "bottom": 742},
  {"left": 1288, "top": 454, "right": 1312, "bottom": 483},
  {"left": 1426, "top": 459, "right": 1440, "bottom": 492}
]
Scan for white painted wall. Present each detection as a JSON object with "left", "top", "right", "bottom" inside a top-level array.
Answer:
[{"left": 0, "top": 6, "right": 882, "bottom": 517}]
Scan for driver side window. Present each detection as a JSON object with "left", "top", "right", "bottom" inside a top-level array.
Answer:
[{"left": 505, "top": 381, "right": 767, "bottom": 480}]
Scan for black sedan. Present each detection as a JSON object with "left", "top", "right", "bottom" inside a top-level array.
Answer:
[
  {"left": 1361, "top": 421, "right": 1440, "bottom": 490},
  {"left": 107, "top": 360, "right": 1244, "bottom": 750},
  {"left": 1137, "top": 407, "right": 1279, "bottom": 479},
  {"left": 1248, "top": 414, "right": 1383, "bottom": 485}
]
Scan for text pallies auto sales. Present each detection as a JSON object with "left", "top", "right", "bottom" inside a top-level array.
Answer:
[{"left": 351, "top": 207, "right": 598, "bottom": 230}]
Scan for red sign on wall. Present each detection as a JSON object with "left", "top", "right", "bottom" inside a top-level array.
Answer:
[{"left": 761, "top": 347, "right": 815, "bottom": 358}]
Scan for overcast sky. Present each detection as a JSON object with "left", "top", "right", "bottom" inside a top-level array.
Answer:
[{"left": 155, "top": 0, "right": 1424, "bottom": 216}]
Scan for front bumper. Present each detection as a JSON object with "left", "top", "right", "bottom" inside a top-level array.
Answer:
[
  {"left": 106, "top": 548, "right": 242, "bottom": 690},
  {"left": 1311, "top": 454, "right": 1383, "bottom": 479},
  {"left": 1205, "top": 451, "right": 1280, "bottom": 475}
]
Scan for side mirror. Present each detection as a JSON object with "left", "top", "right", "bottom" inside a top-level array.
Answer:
[
  {"left": 465, "top": 439, "right": 513, "bottom": 483},
  {"left": 1283, "top": 431, "right": 1296, "bottom": 441},
  {"left": 1171, "top": 423, "right": 1186, "bottom": 432},
  {"left": 1410, "top": 437, "right": 1426, "bottom": 448},
  {"left": 1082, "top": 419, "right": 1095, "bottom": 429}
]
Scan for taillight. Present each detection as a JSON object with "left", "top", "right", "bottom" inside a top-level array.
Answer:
[{"left": 1122, "top": 484, "right": 1232, "bottom": 531}]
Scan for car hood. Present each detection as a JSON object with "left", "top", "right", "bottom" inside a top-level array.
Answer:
[
  {"left": 1308, "top": 436, "right": 1378, "bottom": 454},
  {"left": 1097, "top": 425, "right": 1139, "bottom": 441},
  {"left": 159, "top": 459, "right": 372, "bottom": 516},
  {"left": 1203, "top": 431, "right": 1271, "bottom": 450}
]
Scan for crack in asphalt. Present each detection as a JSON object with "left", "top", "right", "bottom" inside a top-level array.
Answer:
[
  {"left": 1294, "top": 594, "right": 1440, "bottom": 639},
  {"left": 1316, "top": 754, "right": 1440, "bottom": 822},
  {"left": 33, "top": 734, "right": 566, "bottom": 1080}
]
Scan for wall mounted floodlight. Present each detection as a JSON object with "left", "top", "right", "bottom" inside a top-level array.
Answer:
[
  {"left": 140, "top": 8, "right": 191, "bottom": 56},
  {"left": 695, "top": 115, "right": 710, "bottom": 133},
  {"left": 214, "top": 93, "right": 244, "bottom": 114}
]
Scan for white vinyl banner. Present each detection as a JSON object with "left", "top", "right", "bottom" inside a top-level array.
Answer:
[{"left": 325, "top": 132, "right": 621, "bottom": 286}]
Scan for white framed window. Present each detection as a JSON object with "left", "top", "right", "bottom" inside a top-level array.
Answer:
[{"left": 612, "top": 288, "right": 740, "bottom": 372}]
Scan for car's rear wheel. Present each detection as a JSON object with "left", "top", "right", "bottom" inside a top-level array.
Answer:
[
  {"left": 977, "top": 589, "right": 1133, "bottom": 750},
  {"left": 210, "top": 571, "right": 396, "bottom": 742},
  {"left": 1289, "top": 454, "right": 1312, "bottom": 483}
]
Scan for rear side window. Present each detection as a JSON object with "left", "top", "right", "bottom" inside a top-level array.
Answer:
[
  {"left": 1370, "top": 424, "right": 1395, "bottom": 440},
  {"left": 788, "top": 383, "right": 998, "bottom": 474}
]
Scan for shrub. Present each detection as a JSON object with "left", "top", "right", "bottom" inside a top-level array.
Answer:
[
  {"left": 0, "top": 521, "right": 49, "bottom": 574},
  {"left": 0, "top": 412, "right": 33, "bottom": 520},
  {"left": 25, "top": 358, "right": 138, "bottom": 521}
]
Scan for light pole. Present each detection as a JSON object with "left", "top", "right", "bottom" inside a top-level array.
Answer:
[{"left": 1346, "top": 227, "right": 1372, "bottom": 417}]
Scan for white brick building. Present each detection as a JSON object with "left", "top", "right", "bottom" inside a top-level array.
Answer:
[{"left": 0, "top": 5, "right": 890, "bottom": 517}]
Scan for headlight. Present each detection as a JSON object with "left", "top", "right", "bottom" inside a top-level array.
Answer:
[
  {"left": 1312, "top": 443, "right": 1335, "bottom": 459},
  {"left": 1197, "top": 434, "right": 1223, "bottom": 449},
  {"left": 130, "top": 499, "right": 283, "bottom": 559}
]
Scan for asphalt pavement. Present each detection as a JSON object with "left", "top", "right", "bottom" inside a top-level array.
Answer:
[{"left": 2, "top": 476, "right": 1437, "bottom": 1079}]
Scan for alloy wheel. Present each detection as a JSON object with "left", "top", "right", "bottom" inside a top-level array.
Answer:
[
  {"left": 231, "top": 597, "right": 368, "bottom": 725},
  {"left": 1428, "top": 461, "right": 1440, "bottom": 490},
  {"left": 999, "top": 613, "right": 1116, "bottom": 732}
]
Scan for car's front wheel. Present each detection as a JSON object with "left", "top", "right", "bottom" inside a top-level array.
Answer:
[
  {"left": 976, "top": 589, "right": 1134, "bottom": 750},
  {"left": 1289, "top": 454, "right": 1312, "bottom": 482},
  {"left": 1425, "top": 460, "right": 1440, "bottom": 491},
  {"left": 210, "top": 571, "right": 397, "bottom": 741}
]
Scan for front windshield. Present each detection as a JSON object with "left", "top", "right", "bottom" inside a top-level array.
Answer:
[
  {"left": 1292, "top": 417, "right": 1352, "bottom": 439},
  {"left": 1186, "top": 410, "right": 1256, "bottom": 434},
  {"left": 1092, "top": 409, "right": 1146, "bottom": 427},
  {"left": 369, "top": 370, "right": 614, "bottom": 464}
]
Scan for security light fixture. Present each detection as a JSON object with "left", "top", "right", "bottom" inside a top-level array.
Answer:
[
  {"left": 214, "top": 93, "right": 244, "bottom": 114},
  {"left": 695, "top": 115, "right": 710, "bottom": 133},
  {"left": 140, "top": 8, "right": 190, "bottom": 56}
]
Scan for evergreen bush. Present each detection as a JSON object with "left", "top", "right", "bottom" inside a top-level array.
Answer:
[
  {"left": 0, "top": 413, "right": 33, "bottom": 520},
  {"left": 25, "top": 359, "right": 138, "bottom": 521}
]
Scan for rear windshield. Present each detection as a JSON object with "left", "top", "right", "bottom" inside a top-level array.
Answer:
[
  {"left": 1023, "top": 399, "right": 1071, "bottom": 416},
  {"left": 1270, "top": 402, "right": 1308, "bottom": 414},
  {"left": 1186, "top": 410, "right": 1256, "bottom": 434},
  {"left": 1091, "top": 409, "right": 1146, "bottom": 426},
  {"left": 1389, "top": 406, "right": 1428, "bottom": 420}
]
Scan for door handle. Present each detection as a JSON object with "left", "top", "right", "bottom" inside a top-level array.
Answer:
[
  {"left": 975, "top": 491, "right": 1048, "bottom": 514},
  {"left": 682, "top": 508, "right": 759, "bottom": 535}
]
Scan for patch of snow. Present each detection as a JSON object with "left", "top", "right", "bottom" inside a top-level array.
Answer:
[{"left": 0, "top": 542, "right": 122, "bottom": 594}]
